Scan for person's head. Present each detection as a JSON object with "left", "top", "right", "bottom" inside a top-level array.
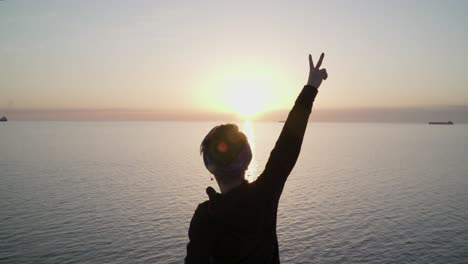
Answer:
[{"left": 200, "top": 124, "right": 252, "bottom": 185}]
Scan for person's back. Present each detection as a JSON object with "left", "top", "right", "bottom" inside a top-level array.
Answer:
[
  {"left": 185, "top": 53, "right": 328, "bottom": 263},
  {"left": 190, "top": 182, "right": 278, "bottom": 263}
]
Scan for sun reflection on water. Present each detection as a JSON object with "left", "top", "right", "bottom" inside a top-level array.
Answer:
[{"left": 242, "top": 121, "right": 258, "bottom": 183}]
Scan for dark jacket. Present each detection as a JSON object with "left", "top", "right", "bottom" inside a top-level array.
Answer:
[{"left": 185, "top": 85, "right": 319, "bottom": 263}]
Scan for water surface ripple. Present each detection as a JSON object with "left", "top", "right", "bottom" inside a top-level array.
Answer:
[{"left": 1, "top": 122, "right": 467, "bottom": 263}]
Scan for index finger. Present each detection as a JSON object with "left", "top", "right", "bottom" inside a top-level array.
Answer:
[
  {"left": 315, "top": 53, "right": 324, "bottom": 69},
  {"left": 309, "top": 54, "right": 314, "bottom": 69}
]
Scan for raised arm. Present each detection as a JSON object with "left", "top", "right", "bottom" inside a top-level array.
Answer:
[{"left": 257, "top": 53, "right": 328, "bottom": 200}]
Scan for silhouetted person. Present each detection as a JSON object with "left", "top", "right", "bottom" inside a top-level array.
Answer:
[{"left": 185, "top": 53, "right": 328, "bottom": 263}]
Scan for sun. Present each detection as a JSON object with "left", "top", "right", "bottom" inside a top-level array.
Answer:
[
  {"left": 228, "top": 82, "right": 268, "bottom": 120},
  {"left": 198, "top": 62, "right": 292, "bottom": 120}
]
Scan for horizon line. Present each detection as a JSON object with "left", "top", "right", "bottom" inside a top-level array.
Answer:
[{"left": 1, "top": 105, "right": 467, "bottom": 123}]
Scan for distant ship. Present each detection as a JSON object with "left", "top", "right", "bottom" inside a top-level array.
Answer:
[
  {"left": 0, "top": 116, "right": 7, "bottom": 122},
  {"left": 428, "top": 121, "right": 453, "bottom": 125}
]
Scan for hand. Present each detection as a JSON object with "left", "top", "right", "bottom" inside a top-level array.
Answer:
[{"left": 307, "top": 53, "right": 328, "bottom": 88}]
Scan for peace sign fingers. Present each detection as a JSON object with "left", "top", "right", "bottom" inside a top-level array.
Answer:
[{"left": 307, "top": 52, "right": 328, "bottom": 88}]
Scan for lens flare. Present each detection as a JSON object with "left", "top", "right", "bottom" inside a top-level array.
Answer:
[{"left": 217, "top": 141, "right": 228, "bottom": 153}]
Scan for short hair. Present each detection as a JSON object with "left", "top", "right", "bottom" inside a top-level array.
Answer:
[{"left": 200, "top": 124, "right": 249, "bottom": 169}]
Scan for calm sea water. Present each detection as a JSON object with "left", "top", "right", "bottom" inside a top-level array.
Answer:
[{"left": 1, "top": 121, "right": 467, "bottom": 264}]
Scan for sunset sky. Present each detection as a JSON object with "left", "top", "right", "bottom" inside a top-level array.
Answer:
[{"left": 1, "top": 0, "right": 467, "bottom": 121}]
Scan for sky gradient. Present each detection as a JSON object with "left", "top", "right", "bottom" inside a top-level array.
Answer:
[{"left": 1, "top": 0, "right": 468, "bottom": 122}]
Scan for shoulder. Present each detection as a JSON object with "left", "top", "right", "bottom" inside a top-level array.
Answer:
[
  {"left": 190, "top": 186, "right": 219, "bottom": 224},
  {"left": 196, "top": 200, "right": 210, "bottom": 214},
  {"left": 190, "top": 200, "right": 210, "bottom": 225},
  {"left": 188, "top": 201, "right": 211, "bottom": 236}
]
